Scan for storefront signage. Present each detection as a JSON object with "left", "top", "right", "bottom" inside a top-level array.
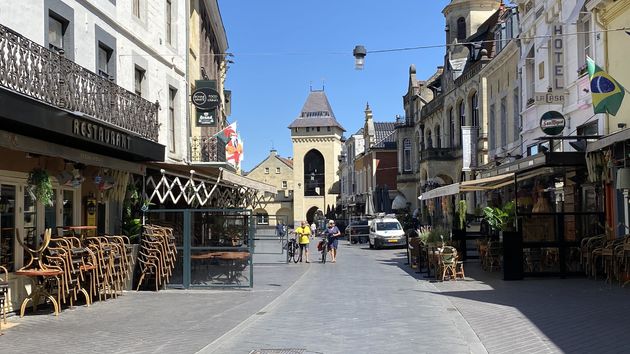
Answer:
[
  {"left": 551, "top": 23, "right": 565, "bottom": 89},
  {"left": 539, "top": 111, "right": 565, "bottom": 136},
  {"left": 534, "top": 91, "right": 566, "bottom": 105},
  {"left": 197, "top": 109, "right": 217, "bottom": 126},
  {"left": 191, "top": 87, "right": 220, "bottom": 110},
  {"left": 72, "top": 119, "right": 131, "bottom": 150}
]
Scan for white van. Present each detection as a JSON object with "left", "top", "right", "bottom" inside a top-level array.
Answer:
[{"left": 368, "top": 214, "right": 406, "bottom": 249}]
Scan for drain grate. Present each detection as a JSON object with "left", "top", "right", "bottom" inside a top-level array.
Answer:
[{"left": 249, "top": 349, "right": 306, "bottom": 354}]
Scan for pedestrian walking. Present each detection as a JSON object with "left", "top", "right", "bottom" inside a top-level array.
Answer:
[
  {"left": 276, "top": 222, "right": 284, "bottom": 239},
  {"left": 295, "top": 221, "right": 311, "bottom": 263},
  {"left": 310, "top": 221, "right": 317, "bottom": 236},
  {"left": 324, "top": 219, "right": 341, "bottom": 263}
]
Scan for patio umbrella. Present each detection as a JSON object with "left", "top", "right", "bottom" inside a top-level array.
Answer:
[{"left": 365, "top": 189, "right": 375, "bottom": 216}]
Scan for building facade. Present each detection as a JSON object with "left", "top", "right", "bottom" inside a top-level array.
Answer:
[
  {"left": 289, "top": 90, "right": 345, "bottom": 226},
  {"left": 245, "top": 150, "right": 294, "bottom": 226}
]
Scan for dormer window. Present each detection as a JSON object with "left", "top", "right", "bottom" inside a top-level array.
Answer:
[{"left": 457, "top": 17, "right": 466, "bottom": 40}]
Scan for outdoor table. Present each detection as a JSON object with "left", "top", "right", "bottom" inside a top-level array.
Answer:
[
  {"left": 215, "top": 252, "right": 250, "bottom": 284},
  {"left": 63, "top": 225, "right": 97, "bottom": 240},
  {"left": 15, "top": 268, "right": 63, "bottom": 317}
]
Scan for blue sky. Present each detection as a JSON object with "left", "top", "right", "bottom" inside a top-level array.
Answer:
[{"left": 219, "top": 0, "right": 450, "bottom": 171}]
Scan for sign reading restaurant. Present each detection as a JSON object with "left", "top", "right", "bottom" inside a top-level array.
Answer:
[{"left": 73, "top": 118, "right": 132, "bottom": 150}]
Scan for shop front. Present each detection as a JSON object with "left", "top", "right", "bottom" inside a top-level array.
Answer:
[{"left": 0, "top": 24, "right": 164, "bottom": 311}]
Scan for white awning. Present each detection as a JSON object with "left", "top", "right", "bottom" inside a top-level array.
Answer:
[
  {"left": 391, "top": 193, "right": 408, "bottom": 210},
  {"left": 419, "top": 183, "right": 460, "bottom": 200},
  {"left": 460, "top": 173, "right": 515, "bottom": 191}
]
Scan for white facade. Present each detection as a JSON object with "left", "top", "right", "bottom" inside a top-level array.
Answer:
[
  {"left": 517, "top": 0, "right": 603, "bottom": 155},
  {"left": 0, "top": 0, "right": 188, "bottom": 162}
]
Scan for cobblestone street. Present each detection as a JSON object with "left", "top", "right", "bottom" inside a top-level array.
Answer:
[{"left": 3, "top": 242, "right": 630, "bottom": 353}]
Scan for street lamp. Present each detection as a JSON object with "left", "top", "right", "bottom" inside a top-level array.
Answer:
[{"left": 353, "top": 45, "right": 367, "bottom": 70}]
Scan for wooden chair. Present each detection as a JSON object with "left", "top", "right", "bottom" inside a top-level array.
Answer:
[
  {"left": 454, "top": 255, "right": 466, "bottom": 280},
  {"left": 485, "top": 241, "right": 502, "bottom": 272},
  {"left": 438, "top": 246, "right": 457, "bottom": 281},
  {"left": 0, "top": 265, "right": 8, "bottom": 332}
]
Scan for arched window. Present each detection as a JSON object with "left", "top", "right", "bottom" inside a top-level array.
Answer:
[
  {"left": 471, "top": 92, "right": 479, "bottom": 127},
  {"left": 304, "top": 149, "right": 325, "bottom": 196},
  {"left": 426, "top": 129, "right": 433, "bottom": 149},
  {"left": 403, "top": 138, "right": 412, "bottom": 172},
  {"left": 457, "top": 17, "right": 466, "bottom": 40},
  {"left": 435, "top": 125, "right": 441, "bottom": 148},
  {"left": 449, "top": 107, "right": 455, "bottom": 147}
]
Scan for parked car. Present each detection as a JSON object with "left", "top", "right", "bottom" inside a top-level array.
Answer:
[
  {"left": 368, "top": 215, "right": 406, "bottom": 249},
  {"left": 345, "top": 220, "right": 370, "bottom": 244}
]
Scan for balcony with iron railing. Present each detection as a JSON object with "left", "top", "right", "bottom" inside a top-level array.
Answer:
[
  {"left": 190, "top": 136, "right": 226, "bottom": 163},
  {"left": 420, "top": 147, "right": 460, "bottom": 161},
  {"left": 0, "top": 24, "right": 160, "bottom": 142}
]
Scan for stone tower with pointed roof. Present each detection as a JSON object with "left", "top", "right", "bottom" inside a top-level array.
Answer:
[{"left": 288, "top": 90, "right": 345, "bottom": 226}]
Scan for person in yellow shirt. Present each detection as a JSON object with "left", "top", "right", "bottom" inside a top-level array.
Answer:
[{"left": 295, "top": 221, "right": 311, "bottom": 263}]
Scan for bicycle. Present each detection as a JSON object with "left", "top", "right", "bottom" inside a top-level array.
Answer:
[{"left": 285, "top": 235, "right": 300, "bottom": 263}]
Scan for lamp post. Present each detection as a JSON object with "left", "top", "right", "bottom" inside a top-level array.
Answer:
[{"left": 353, "top": 45, "right": 367, "bottom": 70}]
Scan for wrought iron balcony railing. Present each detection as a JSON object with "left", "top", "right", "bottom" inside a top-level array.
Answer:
[
  {"left": 190, "top": 136, "right": 226, "bottom": 163},
  {"left": 0, "top": 24, "right": 159, "bottom": 142},
  {"left": 420, "top": 147, "right": 459, "bottom": 161}
]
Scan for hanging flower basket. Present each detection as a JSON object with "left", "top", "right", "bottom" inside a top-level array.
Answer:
[{"left": 27, "top": 168, "right": 54, "bottom": 206}]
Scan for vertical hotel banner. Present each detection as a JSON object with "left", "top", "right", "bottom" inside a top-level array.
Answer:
[{"left": 214, "top": 122, "right": 244, "bottom": 169}]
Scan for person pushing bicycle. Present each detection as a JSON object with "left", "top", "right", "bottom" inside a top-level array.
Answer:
[{"left": 295, "top": 221, "right": 311, "bottom": 263}]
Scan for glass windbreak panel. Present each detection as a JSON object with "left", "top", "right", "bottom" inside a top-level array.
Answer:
[
  {"left": 62, "top": 190, "right": 73, "bottom": 226},
  {"left": 522, "top": 215, "right": 556, "bottom": 242},
  {"left": 516, "top": 169, "right": 566, "bottom": 214},
  {"left": 192, "top": 212, "right": 248, "bottom": 248},
  {"left": 44, "top": 189, "right": 57, "bottom": 231},
  {"left": 145, "top": 211, "right": 184, "bottom": 248},
  {"left": 191, "top": 251, "right": 250, "bottom": 286},
  {"left": 0, "top": 185, "right": 17, "bottom": 271},
  {"left": 523, "top": 247, "right": 560, "bottom": 273}
]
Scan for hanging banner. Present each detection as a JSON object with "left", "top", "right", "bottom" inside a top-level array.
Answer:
[
  {"left": 461, "top": 126, "right": 478, "bottom": 171},
  {"left": 214, "top": 122, "right": 243, "bottom": 169}
]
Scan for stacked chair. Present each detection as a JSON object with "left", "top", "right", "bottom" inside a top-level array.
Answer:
[
  {"left": 136, "top": 225, "right": 177, "bottom": 291},
  {"left": 0, "top": 265, "right": 8, "bottom": 332},
  {"left": 580, "top": 233, "right": 630, "bottom": 286}
]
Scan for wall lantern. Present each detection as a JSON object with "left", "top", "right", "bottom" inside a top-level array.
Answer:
[{"left": 353, "top": 45, "right": 367, "bottom": 70}]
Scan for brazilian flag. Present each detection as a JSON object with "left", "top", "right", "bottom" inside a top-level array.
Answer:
[{"left": 587, "top": 57, "right": 625, "bottom": 116}]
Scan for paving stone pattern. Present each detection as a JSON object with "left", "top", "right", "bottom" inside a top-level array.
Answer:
[{"left": 3, "top": 242, "right": 630, "bottom": 354}]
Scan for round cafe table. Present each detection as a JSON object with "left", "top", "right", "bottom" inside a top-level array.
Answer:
[{"left": 15, "top": 268, "right": 63, "bottom": 317}]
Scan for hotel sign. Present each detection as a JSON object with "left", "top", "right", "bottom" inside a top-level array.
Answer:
[{"left": 551, "top": 23, "right": 565, "bottom": 90}]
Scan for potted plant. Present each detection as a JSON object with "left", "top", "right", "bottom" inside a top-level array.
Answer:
[
  {"left": 456, "top": 199, "right": 467, "bottom": 230},
  {"left": 27, "top": 168, "right": 54, "bottom": 206}
]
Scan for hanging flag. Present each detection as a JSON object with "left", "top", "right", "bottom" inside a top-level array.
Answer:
[
  {"left": 587, "top": 57, "right": 625, "bottom": 116},
  {"left": 226, "top": 133, "right": 243, "bottom": 168},
  {"left": 214, "top": 122, "right": 237, "bottom": 143}
]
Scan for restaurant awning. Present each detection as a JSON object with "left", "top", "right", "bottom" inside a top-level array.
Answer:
[
  {"left": 460, "top": 173, "right": 515, "bottom": 191},
  {"left": 586, "top": 128, "right": 630, "bottom": 152},
  {"left": 419, "top": 183, "right": 460, "bottom": 200}
]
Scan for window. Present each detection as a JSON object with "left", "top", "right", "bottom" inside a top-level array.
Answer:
[
  {"left": 264, "top": 167, "right": 269, "bottom": 174},
  {"left": 327, "top": 127, "right": 331, "bottom": 132},
  {"left": 458, "top": 101, "right": 465, "bottom": 146},
  {"left": 457, "top": 17, "right": 466, "bottom": 40},
  {"left": 527, "top": 143, "right": 539, "bottom": 156},
  {"left": 435, "top": 125, "right": 441, "bottom": 148},
  {"left": 166, "top": 0, "right": 172, "bottom": 45},
  {"left": 403, "top": 139, "right": 411, "bottom": 172},
  {"left": 317, "top": 127, "right": 321, "bottom": 132},
  {"left": 500, "top": 97, "right": 507, "bottom": 147},
  {"left": 449, "top": 108, "right": 455, "bottom": 148},
  {"left": 471, "top": 92, "right": 479, "bottom": 127},
  {"left": 489, "top": 104, "right": 495, "bottom": 150},
  {"left": 276, "top": 167, "right": 280, "bottom": 174},
  {"left": 97, "top": 44, "right": 112, "bottom": 78},
  {"left": 168, "top": 88, "right": 176, "bottom": 153},
  {"left": 282, "top": 181, "right": 288, "bottom": 189},
  {"left": 426, "top": 130, "right": 433, "bottom": 149},
  {"left": 133, "top": 0, "right": 141, "bottom": 18},
  {"left": 256, "top": 213, "right": 269, "bottom": 225},
  {"left": 578, "top": 11, "right": 591, "bottom": 74},
  {"left": 48, "top": 16, "right": 65, "bottom": 52},
  {"left": 306, "top": 127, "right": 310, "bottom": 132},
  {"left": 134, "top": 67, "right": 144, "bottom": 96},
  {"left": 513, "top": 88, "right": 520, "bottom": 141}
]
